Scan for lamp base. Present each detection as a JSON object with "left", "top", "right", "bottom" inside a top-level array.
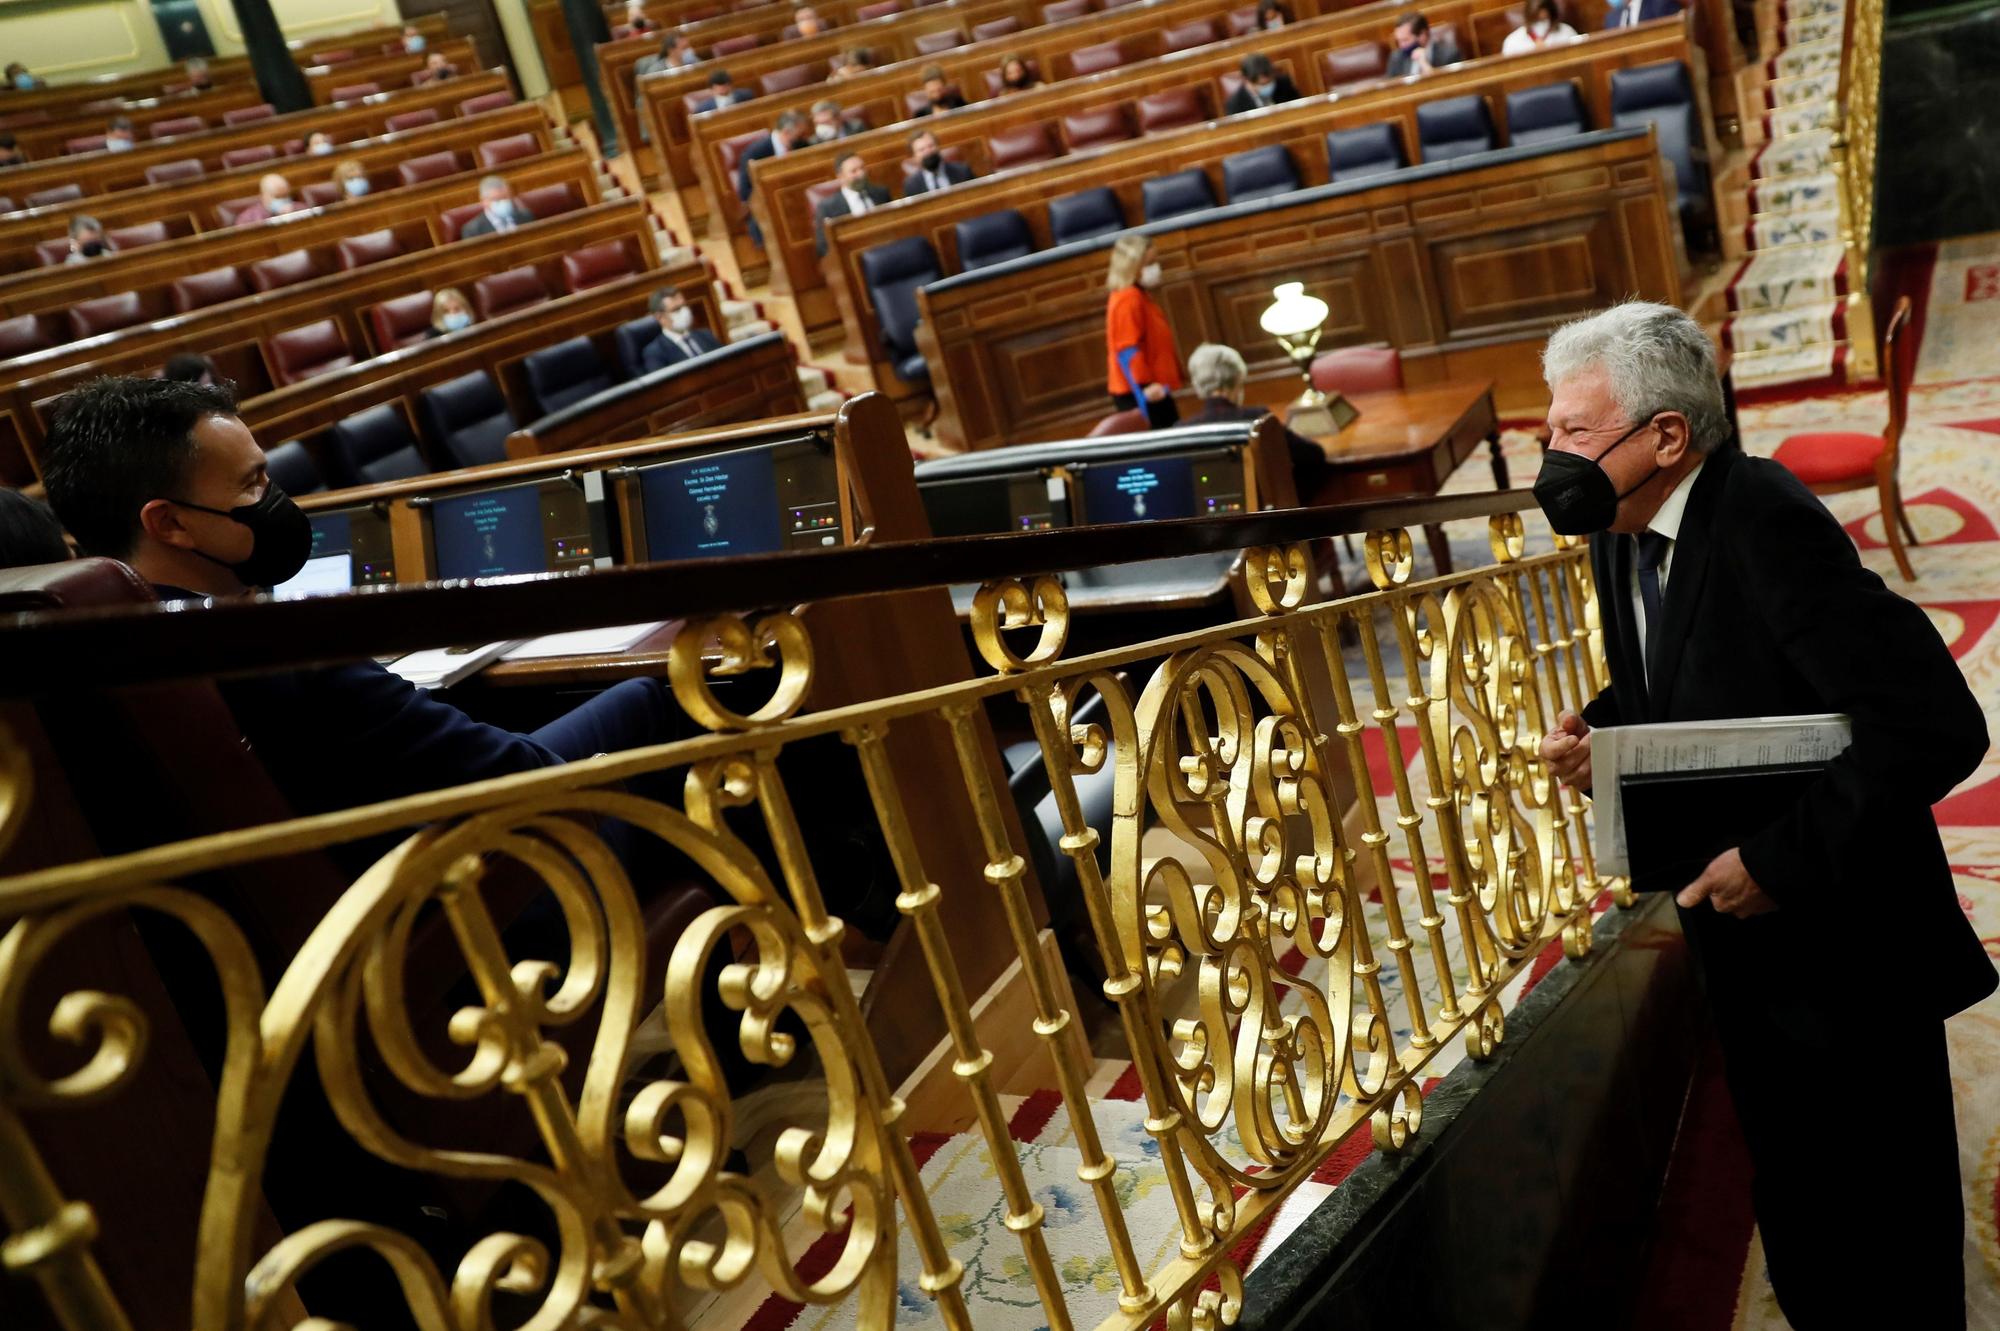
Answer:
[{"left": 1287, "top": 388, "right": 1359, "bottom": 437}]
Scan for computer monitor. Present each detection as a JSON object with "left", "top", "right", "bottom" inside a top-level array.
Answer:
[
  {"left": 295, "top": 505, "right": 397, "bottom": 587},
  {"left": 626, "top": 437, "right": 842, "bottom": 562},
  {"left": 428, "top": 476, "right": 597, "bottom": 581},
  {"left": 1076, "top": 449, "right": 1245, "bottom": 525},
  {"left": 272, "top": 552, "right": 355, "bottom": 600},
  {"left": 919, "top": 471, "right": 1068, "bottom": 536}
]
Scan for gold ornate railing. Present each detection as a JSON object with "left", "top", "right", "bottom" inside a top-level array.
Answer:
[
  {"left": 0, "top": 501, "right": 1621, "bottom": 1329},
  {"left": 1830, "top": 0, "right": 1886, "bottom": 379}
]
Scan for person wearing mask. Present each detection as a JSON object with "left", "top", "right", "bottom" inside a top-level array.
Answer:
[
  {"left": 1385, "top": 12, "right": 1463, "bottom": 76},
  {"left": 419, "top": 50, "right": 460, "bottom": 83},
  {"left": 624, "top": 0, "right": 660, "bottom": 33},
  {"left": 737, "top": 110, "right": 813, "bottom": 245},
  {"left": 401, "top": 23, "right": 427, "bottom": 53},
  {"left": 900, "top": 129, "right": 973, "bottom": 197},
  {"left": 693, "top": 68, "right": 754, "bottom": 113},
  {"left": 997, "top": 56, "right": 1040, "bottom": 92},
  {"left": 307, "top": 131, "right": 336, "bottom": 157},
  {"left": 790, "top": 4, "right": 825, "bottom": 37},
  {"left": 911, "top": 66, "right": 966, "bottom": 116},
  {"left": 64, "top": 215, "right": 112, "bottom": 263},
  {"left": 810, "top": 98, "right": 867, "bottom": 142},
  {"left": 103, "top": 116, "right": 137, "bottom": 153},
  {"left": 332, "top": 159, "right": 371, "bottom": 198},
  {"left": 640, "top": 287, "right": 723, "bottom": 372},
  {"left": 1256, "top": 0, "right": 1295, "bottom": 27},
  {"left": 0, "top": 488, "right": 70, "bottom": 567},
  {"left": 828, "top": 48, "right": 873, "bottom": 81},
  {"left": 1602, "top": 0, "right": 1680, "bottom": 25},
  {"left": 184, "top": 57, "right": 214, "bottom": 92},
  {"left": 1504, "top": 0, "right": 1580, "bottom": 50},
  {"left": 1104, "top": 233, "right": 1182, "bottom": 429},
  {"left": 0, "top": 134, "right": 23, "bottom": 166},
  {"left": 6, "top": 63, "right": 44, "bottom": 92},
  {"left": 460, "top": 176, "right": 536, "bottom": 237},
  {"left": 428, "top": 287, "right": 475, "bottom": 337},
  {"left": 637, "top": 32, "right": 698, "bottom": 77},
  {"left": 36, "top": 375, "right": 680, "bottom": 821},
  {"left": 1225, "top": 53, "right": 1300, "bottom": 113},
  {"left": 1186, "top": 343, "right": 1328, "bottom": 498},
  {"left": 232, "top": 174, "right": 300, "bottom": 226},
  {"left": 162, "top": 352, "right": 219, "bottom": 385},
  {"left": 813, "top": 151, "right": 890, "bottom": 255}
]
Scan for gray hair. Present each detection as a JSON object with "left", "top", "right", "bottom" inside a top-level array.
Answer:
[
  {"left": 1541, "top": 301, "right": 1728, "bottom": 454},
  {"left": 1188, "top": 342, "right": 1247, "bottom": 398}
]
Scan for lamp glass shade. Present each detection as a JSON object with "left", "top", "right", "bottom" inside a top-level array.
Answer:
[{"left": 1259, "top": 281, "right": 1329, "bottom": 339}]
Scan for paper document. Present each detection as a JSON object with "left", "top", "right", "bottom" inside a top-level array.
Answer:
[
  {"left": 386, "top": 640, "right": 522, "bottom": 690},
  {"left": 1591, "top": 714, "right": 1852, "bottom": 874},
  {"left": 501, "top": 622, "right": 668, "bottom": 659}
]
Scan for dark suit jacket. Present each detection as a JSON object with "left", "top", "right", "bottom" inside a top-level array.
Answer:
[
  {"left": 813, "top": 181, "right": 891, "bottom": 254},
  {"left": 1192, "top": 397, "right": 1328, "bottom": 498},
  {"left": 737, "top": 132, "right": 784, "bottom": 200},
  {"left": 691, "top": 87, "right": 754, "bottom": 114},
  {"left": 1385, "top": 33, "right": 1464, "bottom": 75},
  {"left": 1601, "top": 0, "right": 1681, "bottom": 25},
  {"left": 639, "top": 324, "right": 723, "bottom": 374},
  {"left": 911, "top": 91, "right": 968, "bottom": 116},
  {"left": 459, "top": 201, "right": 535, "bottom": 238},
  {"left": 1223, "top": 74, "right": 1301, "bottom": 115},
  {"left": 901, "top": 160, "right": 975, "bottom": 198},
  {"left": 1579, "top": 448, "right": 1996, "bottom": 1020}
]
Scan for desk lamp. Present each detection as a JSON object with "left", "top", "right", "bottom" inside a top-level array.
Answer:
[{"left": 1259, "top": 281, "right": 1359, "bottom": 436}]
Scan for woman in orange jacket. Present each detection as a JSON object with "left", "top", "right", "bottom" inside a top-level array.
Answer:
[{"left": 1105, "top": 233, "right": 1183, "bottom": 429}]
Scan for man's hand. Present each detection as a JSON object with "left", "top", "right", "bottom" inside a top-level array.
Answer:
[
  {"left": 1677, "top": 847, "right": 1778, "bottom": 918},
  {"left": 1143, "top": 383, "right": 1169, "bottom": 403},
  {"left": 1539, "top": 710, "right": 1592, "bottom": 790}
]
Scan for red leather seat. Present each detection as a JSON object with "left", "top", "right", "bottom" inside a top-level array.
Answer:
[
  {"left": 971, "top": 15, "right": 1020, "bottom": 38},
  {"left": 68, "top": 291, "right": 146, "bottom": 341},
  {"left": 301, "top": 181, "right": 341, "bottom": 207},
  {"left": 336, "top": 228, "right": 406, "bottom": 270},
  {"left": 1089, "top": 408, "right": 1150, "bottom": 436},
  {"left": 368, "top": 291, "right": 436, "bottom": 351},
  {"left": 397, "top": 150, "right": 463, "bottom": 185},
  {"left": 0, "top": 313, "right": 50, "bottom": 359},
  {"left": 906, "top": 85, "right": 963, "bottom": 116},
  {"left": 561, "top": 239, "right": 637, "bottom": 291},
  {"left": 65, "top": 134, "right": 108, "bottom": 155},
  {"left": 915, "top": 28, "right": 965, "bottom": 53},
  {"left": 148, "top": 115, "right": 205, "bottom": 139},
  {"left": 439, "top": 201, "right": 486, "bottom": 241},
  {"left": 473, "top": 266, "right": 550, "bottom": 319},
  {"left": 987, "top": 122, "right": 1059, "bottom": 170},
  {"left": 477, "top": 133, "right": 540, "bottom": 168},
  {"left": 224, "top": 104, "right": 276, "bottom": 125},
  {"left": 220, "top": 144, "right": 278, "bottom": 170},
  {"left": 1771, "top": 432, "right": 1884, "bottom": 484},
  {"left": 760, "top": 64, "right": 818, "bottom": 96},
  {"left": 172, "top": 266, "right": 249, "bottom": 313},
  {"left": 315, "top": 48, "right": 355, "bottom": 62},
  {"left": 387, "top": 107, "right": 442, "bottom": 132},
  {"left": 458, "top": 91, "right": 515, "bottom": 116},
  {"left": 1069, "top": 40, "right": 1126, "bottom": 77},
  {"left": 1309, "top": 345, "right": 1403, "bottom": 395},
  {"left": 1227, "top": 5, "right": 1260, "bottom": 33},
  {"left": 25, "top": 184, "right": 82, "bottom": 208},
  {"left": 106, "top": 220, "right": 170, "bottom": 250},
  {"left": 711, "top": 33, "right": 761, "bottom": 56},
  {"left": 330, "top": 82, "right": 380, "bottom": 102},
  {"left": 856, "top": 0, "right": 902, "bottom": 16},
  {"left": 1323, "top": 41, "right": 1388, "bottom": 87},
  {"left": 984, "top": 57, "right": 1041, "bottom": 95},
  {"left": 266, "top": 319, "right": 354, "bottom": 386},
  {"left": 249, "top": 250, "right": 323, "bottom": 293},
  {"left": 1041, "top": 0, "right": 1090, "bottom": 19},
  {"left": 804, "top": 179, "right": 841, "bottom": 218},
  {"left": 1136, "top": 87, "right": 1206, "bottom": 134},
  {"left": 33, "top": 238, "right": 72, "bottom": 267},
  {"left": 1061, "top": 104, "right": 1134, "bottom": 151},
  {"left": 214, "top": 195, "right": 260, "bottom": 226},
  {"left": 1162, "top": 18, "right": 1219, "bottom": 50},
  {"left": 145, "top": 158, "right": 204, "bottom": 185}
]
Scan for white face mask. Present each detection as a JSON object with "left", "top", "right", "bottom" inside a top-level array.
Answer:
[
  {"left": 669, "top": 307, "right": 694, "bottom": 332},
  {"left": 1139, "top": 262, "right": 1162, "bottom": 288},
  {"left": 1531, "top": 16, "right": 1551, "bottom": 32},
  {"left": 105, "top": 135, "right": 133, "bottom": 153},
  {"left": 816, "top": 122, "right": 838, "bottom": 141},
  {"left": 267, "top": 195, "right": 293, "bottom": 212},
  {"left": 310, "top": 142, "right": 333, "bottom": 156},
  {"left": 441, "top": 310, "right": 471, "bottom": 331},
  {"left": 343, "top": 176, "right": 370, "bottom": 196},
  {"left": 404, "top": 34, "right": 425, "bottom": 51}
]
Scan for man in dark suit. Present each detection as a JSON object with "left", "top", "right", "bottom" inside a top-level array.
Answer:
[
  {"left": 909, "top": 66, "right": 967, "bottom": 116},
  {"left": 808, "top": 97, "right": 868, "bottom": 143},
  {"left": 814, "top": 152, "right": 891, "bottom": 256},
  {"left": 639, "top": 287, "right": 724, "bottom": 373},
  {"left": 1224, "top": 53, "right": 1301, "bottom": 115},
  {"left": 36, "top": 376, "right": 678, "bottom": 822},
  {"left": 458, "top": 175, "right": 535, "bottom": 238},
  {"left": 1385, "top": 11, "right": 1464, "bottom": 75},
  {"left": 738, "top": 110, "right": 815, "bottom": 247},
  {"left": 1535, "top": 303, "right": 1992, "bottom": 1330},
  {"left": 691, "top": 68, "right": 755, "bottom": 114},
  {"left": 901, "top": 129, "right": 974, "bottom": 198},
  {"left": 1186, "top": 342, "right": 1327, "bottom": 496},
  {"left": 1601, "top": 0, "right": 1682, "bottom": 26}
]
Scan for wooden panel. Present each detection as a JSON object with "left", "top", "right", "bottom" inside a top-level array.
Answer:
[
  {"left": 7, "top": 84, "right": 271, "bottom": 160},
  {"left": 1429, "top": 215, "right": 1612, "bottom": 337}
]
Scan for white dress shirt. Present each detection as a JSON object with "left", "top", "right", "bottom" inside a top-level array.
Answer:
[
  {"left": 840, "top": 185, "right": 874, "bottom": 215},
  {"left": 1632, "top": 460, "right": 1703, "bottom": 673}
]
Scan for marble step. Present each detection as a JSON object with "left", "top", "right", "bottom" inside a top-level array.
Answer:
[
  {"left": 720, "top": 296, "right": 762, "bottom": 328},
  {"left": 1763, "top": 69, "right": 1839, "bottom": 111},
  {"left": 661, "top": 244, "right": 697, "bottom": 267},
  {"left": 1730, "top": 338, "right": 1847, "bottom": 390},
  {"left": 1748, "top": 204, "right": 1842, "bottom": 250},
  {"left": 1763, "top": 99, "right": 1837, "bottom": 141},
  {"left": 1727, "top": 240, "right": 1846, "bottom": 312},
  {"left": 1753, "top": 127, "right": 1836, "bottom": 182},
  {"left": 1723, "top": 298, "right": 1843, "bottom": 356},
  {"left": 798, "top": 364, "right": 831, "bottom": 397},
  {"left": 727, "top": 318, "right": 776, "bottom": 341},
  {"left": 1769, "top": 37, "right": 1842, "bottom": 80},
  {"left": 805, "top": 388, "right": 845, "bottom": 412},
  {"left": 1748, "top": 169, "right": 1839, "bottom": 216}
]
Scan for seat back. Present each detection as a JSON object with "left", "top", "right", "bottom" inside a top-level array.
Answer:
[
  {"left": 1221, "top": 144, "right": 1298, "bottom": 202},
  {"left": 987, "top": 121, "right": 1059, "bottom": 170},
  {"left": 249, "top": 250, "right": 323, "bottom": 293},
  {"left": 1069, "top": 40, "right": 1126, "bottom": 77},
  {"left": 1089, "top": 408, "right": 1150, "bottom": 436},
  {"left": 267, "top": 319, "right": 355, "bottom": 386},
  {"left": 1041, "top": 0, "right": 1091, "bottom": 18},
  {"left": 473, "top": 265, "right": 550, "bottom": 319},
  {"left": 106, "top": 220, "right": 171, "bottom": 251},
  {"left": 760, "top": 63, "right": 818, "bottom": 96},
  {"left": 955, "top": 209, "right": 1035, "bottom": 270},
  {"left": 149, "top": 115, "right": 206, "bottom": 139},
  {"left": 1161, "top": 18, "right": 1218, "bottom": 51},
  {"left": 388, "top": 107, "right": 443, "bottom": 132},
  {"left": 220, "top": 144, "right": 278, "bottom": 170},
  {"left": 0, "top": 313, "right": 50, "bottom": 359},
  {"left": 332, "top": 231, "right": 402, "bottom": 273},
  {"left": 397, "top": 149, "right": 463, "bottom": 185},
  {"left": 711, "top": 32, "right": 761, "bottom": 56},
  {"left": 524, "top": 336, "right": 620, "bottom": 416},
  {"left": 262, "top": 440, "right": 324, "bottom": 495},
  {"left": 26, "top": 183, "right": 82, "bottom": 208},
  {"left": 615, "top": 314, "right": 661, "bottom": 378},
  {"left": 971, "top": 15, "right": 1021, "bottom": 39},
  {"left": 859, "top": 235, "right": 940, "bottom": 380},
  {"left": 223, "top": 104, "right": 276, "bottom": 125},
  {"left": 1309, "top": 344, "right": 1403, "bottom": 395},
  {"left": 1142, "top": 167, "right": 1217, "bottom": 221},
  {"left": 330, "top": 402, "right": 428, "bottom": 485},
  {"left": 915, "top": 28, "right": 965, "bottom": 53},
  {"left": 1061, "top": 104, "right": 1133, "bottom": 151},
  {"left": 330, "top": 82, "right": 380, "bottom": 102},
  {"left": 172, "top": 266, "right": 248, "bottom": 313},
  {"left": 301, "top": 181, "right": 342, "bottom": 207},
  {"left": 515, "top": 182, "right": 582, "bottom": 220},
  {"left": 145, "top": 158, "right": 205, "bottom": 185},
  {"left": 1323, "top": 40, "right": 1388, "bottom": 86},
  {"left": 69, "top": 291, "right": 145, "bottom": 341},
  {"left": 1048, "top": 186, "right": 1124, "bottom": 244},
  {"left": 1609, "top": 61, "right": 1703, "bottom": 206},
  {"left": 1326, "top": 122, "right": 1407, "bottom": 180},
  {"left": 418, "top": 369, "right": 516, "bottom": 468},
  {"left": 476, "top": 133, "right": 540, "bottom": 168},
  {"left": 33, "top": 238, "right": 70, "bottom": 268},
  {"left": 367, "top": 291, "right": 436, "bottom": 351},
  {"left": 1417, "top": 94, "right": 1496, "bottom": 161},
  {"left": 1136, "top": 87, "right": 1206, "bottom": 134},
  {"left": 1505, "top": 81, "right": 1588, "bottom": 146},
  {"left": 562, "top": 238, "right": 639, "bottom": 291},
  {"left": 458, "top": 91, "right": 515, "bottom": 116},
  {"left": 985, "top": 57, "right": 1041, "bottom": 95},
  {"left": 439, "top": 201, "right": 487, "bottom": 242},
  {"left": 856, "top": 0, "right": 902, "bottom": 15},
  {"left": 65, "top": 134, "right": 108, "bottom": 155}
]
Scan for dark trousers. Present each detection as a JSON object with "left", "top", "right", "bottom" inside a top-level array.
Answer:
[
  {"left": 1111, "top": 390, "right": 1181, "bottom": 431},
  {"left": 1682, "top": 904, "right": 1966, "bottom": 1329}
]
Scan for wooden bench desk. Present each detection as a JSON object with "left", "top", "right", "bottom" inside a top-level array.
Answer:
[
  {"left": 8, "top": 85, "right": 273, "bottom": 162},
  {"left": 301, "top": 39, "right": 484, "bottom": 105}
]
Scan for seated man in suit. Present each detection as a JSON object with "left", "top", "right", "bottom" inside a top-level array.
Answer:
[
  {"left": 828, "top": 47, "right": 873, "bottom": 81},
  {"left": 1602, "top": 0, "right": 1680, "bottom": 23},
  {"left": 815, "top": 151, "right": 891, "bottom": 255},
  {"left": 810, "top": 97, "right": 868, "bottom": 142},
  {"left": 104, "top": 116, "right": 137, "bottom": 153},
  {"left": 64, "top": 215, "right": 112, "bottom": 263},
  {"left": 1186, "top": 342, "right": 1328, "bottom": 497},
  {"left": 739, "top": 110, "right": 815, "bottom": 246},
  {"left": 460, "top": 175, "right": 536, "bottom": 237},
  {"left": 232, "top": 173, "right": 301, "bottom": 226},
  {"left": 640, "top": 287, "right": 724, "bottom": 372},
  {"left": 417, "top": 50, "right": 460, "bottom": 82},
  {"left": 1386, "top": 11, "right": 1463, "bottom": 75},
  {"left": 902, "top": 129, "right": 975, "bottom": 197},
  {"left": 36, "top": 376, "right": 679, "bottom": 821},
  {"left": 1224, "top": 53, "right": 1300, "bottom": 114},
  {"left": 911, "top": 66, "right": 968, "bottom": 116},
  {"left": 184, "top": 56, "right": 214, "bottom": 92},
  {"left": 694, "top": 68, "right": 755, "bottom": 113}
]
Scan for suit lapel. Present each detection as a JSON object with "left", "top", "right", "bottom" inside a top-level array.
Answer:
[
  {"left": 1591, "top": 532, "right": 1649, "bottom": 718},
  {"left": 1644, "top": 450, "right": 1736, "bottom": 719}
]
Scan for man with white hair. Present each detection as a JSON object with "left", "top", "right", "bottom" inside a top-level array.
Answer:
[
  {"left": 1186, "top": 342, "right": 1328, "bottom": 497},
  {"left": 1534, "top": 302, "right": 1989, "bottom": 1328}
]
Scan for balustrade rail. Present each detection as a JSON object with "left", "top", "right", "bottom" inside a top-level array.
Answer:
[{"left": 0, "top": 484, "right": 1624, "bottom": 1329}]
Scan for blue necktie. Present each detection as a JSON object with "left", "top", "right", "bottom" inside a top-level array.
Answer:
[{"left": 1636, "top": 531, "right": 1669, "bottom": 678}]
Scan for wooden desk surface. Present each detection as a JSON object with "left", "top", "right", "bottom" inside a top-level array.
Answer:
[
  {"left": 471, "top": 621, "right": 686, "bottom": 688},
  {"left": 1246, "top": 380, "right": 1499, "bottom": 467}
]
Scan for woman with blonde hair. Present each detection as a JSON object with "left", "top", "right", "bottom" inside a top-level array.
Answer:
[
  {"left": 332, "top": 159, "right": 371, "bottom": 199},
  {"left": 428, "top": 287, "right": 475, "bottom": 337},
  {"left": 1104, "top": 233, "right": 1182, "bottom": 428}
]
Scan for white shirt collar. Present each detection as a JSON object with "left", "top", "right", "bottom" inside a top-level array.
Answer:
[
  {"left": 1647, "top": 459, "right": 1703, "bottom": 545},
  {"left": 841, "top": 185, "right": 870, "bottom": 207}
]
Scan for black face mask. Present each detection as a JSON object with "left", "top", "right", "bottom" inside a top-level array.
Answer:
[
  {"left": 173, "top": 484, "right": 313, "bottom": 588},
  {"left": 920, "top": 150, "right": 943, "bottom": 172},
  {"left": 77, "top": 239, "right": 106, "bottom": 257},
  {"left": 1532, "top": 417, "right": 1663, "bottom": 535}
]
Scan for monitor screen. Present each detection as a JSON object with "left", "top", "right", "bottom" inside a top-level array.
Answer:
[
  {"left": 272, "top": 552, "right": 355, "bottom": 599},
  {"left": 430, "top": 478, "right": 595, "bottom": 580},
  {"left": 1078, "top": 450, "right": 1245, "bottom": 525},
  {"left": 633, "top": 439, "right": 841, "bottom": 561},
  {"left": 920, "top": 472, "right": 1067, "bottom": 536},
  {"left": 298, "top": 506, "right": 397, "bottom": 586}
]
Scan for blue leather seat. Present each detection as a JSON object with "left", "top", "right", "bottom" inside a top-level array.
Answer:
[
  {"left": 858, "top": 236, "right": 941, "bottom": 384},
  {"left": 1221, "top": 145, "right": 1300, "bottom": 203},
  {"left": 955, "top": 209, "right": 1037, "bottom": 271},
  {"left": 263, "top": 440, "right": 324, "bottom": 495},
  {"left": 1610, "top": 61, "right": 1710, "bottom": 225},
  {"left": 524, "top": 336, "right": 619, "bottom": 416},
  {"left": 418, "top": 371, "right": 517, "bottom": 469},
  {"left": 615, "top": 315, "right": 659, "bottom": 379},
  {"left": 1047, "top": 187, "right": 1126, "bottom": 245},
  {"left": 329, "top": 404, "right": 429, "bottom": 487},
  {"left": 1506, "top": 81, "right": 1589, "bottom": 147},
  {"left": 1142, "top": 168, "right": 1217, "bottom": 222},
  {"left": 1326, "top": 123, "right": 1407, "bottom": 180},
  {"left": 1416, "top": 94, "right": 1497, "bottom": 162}
]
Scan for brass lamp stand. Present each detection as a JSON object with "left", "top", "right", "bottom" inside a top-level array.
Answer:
[{"left": 1259, "top": 282, "right": 1359, "bottom": 436}]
